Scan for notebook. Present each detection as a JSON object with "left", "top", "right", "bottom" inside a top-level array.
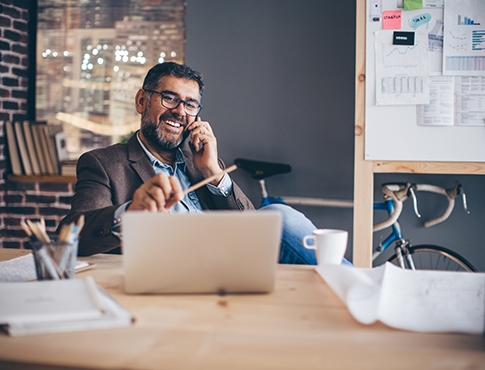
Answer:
[{"left": 122, "top": 211, "right": 283, "bottom": 294}]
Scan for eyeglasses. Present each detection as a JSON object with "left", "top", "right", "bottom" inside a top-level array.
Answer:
[{"left": 144, "top": 89, "right": 203, "bottom": 117}]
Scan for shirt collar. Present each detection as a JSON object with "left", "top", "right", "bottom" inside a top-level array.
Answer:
[{"left": 136, "top": 132, "right": 186, "bottom": 170}]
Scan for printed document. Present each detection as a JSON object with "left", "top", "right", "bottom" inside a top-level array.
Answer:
[
  {"left": 417, "top": 75, "right": 485, "bottom": 126},
  {"left": 443, "top": 0, "right": 485, "bottom": 76},
  {"left": 375, "top": 30, "right": 430, "bottom": 105}
]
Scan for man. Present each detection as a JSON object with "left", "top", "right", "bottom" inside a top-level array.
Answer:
[{"left": 59, "top": 62, "right": 326, "bottom": 264}]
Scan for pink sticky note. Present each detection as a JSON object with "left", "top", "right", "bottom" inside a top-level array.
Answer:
[{"left": 383, "top": 10, "right": 402, "bottom": 29}]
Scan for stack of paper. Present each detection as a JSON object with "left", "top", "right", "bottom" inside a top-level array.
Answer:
[
  {"left": 0, "top": 254, "right": 90, "bottom": 282},
  {"left": 0, "top": 277, "right": 134, "bottom": 336},
  {"left": 317, "top": 263, "right": 485, "bottom": 335}
]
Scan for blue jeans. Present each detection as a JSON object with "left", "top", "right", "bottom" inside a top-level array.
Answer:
[{"left": 260, "top": 204, "right": 353, "bottom": 266}]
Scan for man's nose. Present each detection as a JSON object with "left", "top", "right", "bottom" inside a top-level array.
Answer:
[{"left": 172, "top": 102, "right": 186, "bottom": 116}]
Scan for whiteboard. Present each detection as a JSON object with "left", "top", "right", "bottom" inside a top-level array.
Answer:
[{"left": 365, "top": 0, "right": 485, "bottom": 162}]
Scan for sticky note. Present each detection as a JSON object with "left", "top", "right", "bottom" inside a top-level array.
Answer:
[
  {"left": 403, "top": 0, "right": 423, "bottom": 10},
  {"left": 383, "top": 10, "right": 402, "bottom": 30},
  {"left": 409, "top": 13, "right": 432, "bottom": 29}
]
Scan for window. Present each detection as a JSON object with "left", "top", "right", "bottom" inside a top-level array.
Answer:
[{"left": 36, "top": 0, "right": 186, "bottom": 158}]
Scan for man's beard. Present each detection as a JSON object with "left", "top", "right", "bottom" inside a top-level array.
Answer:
[{"left": 140, "top": 111, "right": 190, "bottom": 152}]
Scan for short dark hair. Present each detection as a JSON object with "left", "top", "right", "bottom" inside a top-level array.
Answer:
[{"left": 142, "top": 62, "right": 205, "bottom": 96}]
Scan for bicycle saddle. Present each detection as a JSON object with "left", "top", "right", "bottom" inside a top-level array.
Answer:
[{"left": 234, "top": 158, "right": 291, "bottom": 180}]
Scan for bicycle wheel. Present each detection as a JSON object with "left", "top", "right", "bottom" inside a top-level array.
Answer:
[{"left": 387, "top": 244, "right": 477, "bottom": 272}]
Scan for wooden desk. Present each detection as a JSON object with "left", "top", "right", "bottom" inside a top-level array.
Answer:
[{"left": 0, "top": 250, "right": 484, "bottom": 370}]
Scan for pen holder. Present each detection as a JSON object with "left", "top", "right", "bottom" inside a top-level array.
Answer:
[{"left": 31, "top": 240, "right": 79, "bottom": 280}]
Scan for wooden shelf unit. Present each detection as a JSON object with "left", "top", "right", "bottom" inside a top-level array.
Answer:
[{"left": 352, "top": 0, "right": 485, "bottom": 268}]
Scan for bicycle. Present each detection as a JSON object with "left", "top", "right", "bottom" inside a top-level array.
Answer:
[{"left": 234, "top": 158, "right": 478, "bottom": 272}]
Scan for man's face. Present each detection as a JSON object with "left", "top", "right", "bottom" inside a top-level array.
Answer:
[{"left": 140, "top": 75, "right": 200, "bottom": 151}]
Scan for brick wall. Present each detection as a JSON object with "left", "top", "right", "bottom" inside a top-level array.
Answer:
[{"left": 1, "top": 0, "right": 75, "bottom": 249}]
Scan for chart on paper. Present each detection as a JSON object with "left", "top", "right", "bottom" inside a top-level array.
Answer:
[
  {"left": 443, "top": 0, "right": 485, "bottom": 75},
  {"left": 375, "top": 30, "right": 429, "bottom": 105}
]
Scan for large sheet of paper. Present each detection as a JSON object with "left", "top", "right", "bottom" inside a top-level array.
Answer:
[
  {"left": 443, "top": 0, "right": 485, "bottom": 76},
  {"left": 317, "top": 263, "right": 485, "bottom": 335}
]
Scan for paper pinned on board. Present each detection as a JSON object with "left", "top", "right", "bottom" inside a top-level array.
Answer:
[
  {"left": 316, "top": 262, "right": 485, "bottom": 335},
  {"left": 374, "top": 30, "right": 430, "bottom": 105}
]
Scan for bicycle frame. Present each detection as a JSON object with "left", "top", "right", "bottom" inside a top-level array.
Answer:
[{"left": 372, "top": 198, "right": 404, "bottom": 261}]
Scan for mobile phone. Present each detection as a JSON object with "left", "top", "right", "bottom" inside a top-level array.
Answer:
[{"left": 186, "top": 114, "right": 203, "bottom": 152}]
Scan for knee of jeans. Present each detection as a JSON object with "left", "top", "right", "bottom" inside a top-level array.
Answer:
[
  {"left": 260, "top": 203, "right": 315, "bottom": 228},
  {"left": 260, "top": 203, "right": 302, "bottom": 218}
]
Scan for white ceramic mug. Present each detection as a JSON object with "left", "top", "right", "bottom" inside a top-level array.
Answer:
[{"left": 302, "top": 229, "right": 348, "bottom": 265}]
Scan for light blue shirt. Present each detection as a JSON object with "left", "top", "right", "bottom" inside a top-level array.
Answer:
[
  {"left": 136, "top": 133, "right": 233, "bottom": 213},
  {"left": 112, "top": 134, "right": 233, "bottom": 229}
]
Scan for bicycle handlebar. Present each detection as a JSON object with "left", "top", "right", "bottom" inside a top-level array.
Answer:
[
  {"left": 414, "top": 184, "right": 455, "bottom": 228},
  {"left": 373, "top": 182, "right": 466, "bottom": 232}
]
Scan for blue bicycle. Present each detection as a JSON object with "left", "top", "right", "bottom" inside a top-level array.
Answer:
[{"left": 235, "top": 158, "right": 477, "bottom": 272}]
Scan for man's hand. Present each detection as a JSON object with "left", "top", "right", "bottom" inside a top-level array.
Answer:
[
  {"left": 127, "top": 174, "right": 184, "bottom": 212},
  {"left": 187, "top": 117, "right": 224, "bottom": 186}
]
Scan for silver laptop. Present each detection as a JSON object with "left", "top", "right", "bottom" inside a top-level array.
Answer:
[{"left": 122, "top": 211, "right": 282, "bottom": 294}]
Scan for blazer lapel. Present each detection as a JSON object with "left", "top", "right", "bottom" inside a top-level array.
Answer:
[{"left": 127, "top": 132, "right": 156, "bottom": 183}]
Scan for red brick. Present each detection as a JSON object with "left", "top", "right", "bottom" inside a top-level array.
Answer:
[
  {"left": 12, "top": 113, "right": 27, "bottom": 121},
  {"left": 39, "top": 183, "right": 70, "bottom": 192},
  {"left": 3, "top": 241, "right": 21, "bottom": 249},
  {"left": 6, "top": 206, "right": 36, "bottom": 215},
  {"left": 6, "top": 194, "right": 23, "bottom": 203},
  {"left": 13, "top": 20, "right": 27, "bottom": 32},
  {"left": 0, "top": 40, "right": 10, "bottom": 50},
  {"left": 3, "top": 29, "right": 21, "bottom": 42},
  {"left": 59, "top": 196, "right": 73, "bottom": 204},
  {"left": 12, "top": 43, "right": 27, "bottom": 54},
  {"left": 4, "top": 217, "right": 20, "bottom": 226},
  {"left": 11, "top": 89, "right": 26, "bottom": 99},
  {"left": 2, "top": 76, "right": 18, "bottom": 86},
  {"left": 38, "top": 207, "right": 69, "bottom": 217},
  {"left": 25, "top": 194, "right": 56, "bottom": 204},
  {"left": 3, "top": 101, "right": 19, "bottom": 110},
  {"left": 6, "top": 181, "right": 36, "bottom": 192},
  {"left": 3, "top": 5, "right": 20, "bottom": 19},
  {"left": 12, "top": 67, "right": 27, "bottom": 77},
  {"left": 2, "top": 54, "right": 19, "bottom": 64},
  {"left": 0, "top": 15, "right": 11, "bottom": 27}
]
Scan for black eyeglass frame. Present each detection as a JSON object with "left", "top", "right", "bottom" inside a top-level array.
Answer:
[{"left": 144, "top": 89, "right": 203, "bottom": 117}]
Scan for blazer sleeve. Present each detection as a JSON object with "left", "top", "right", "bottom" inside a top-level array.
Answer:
[
  {"left": 57, "top": 151, "right": 123, "bottom": 256},
  {"left": 190, "top": 157, "right": 256, "bottom": 211}
]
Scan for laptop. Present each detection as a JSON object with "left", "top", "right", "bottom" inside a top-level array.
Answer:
[{"left": 122, "top": 211, "right": 282, "bottom": 294}]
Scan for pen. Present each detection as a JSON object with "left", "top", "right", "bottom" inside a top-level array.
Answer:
[{"left": 184, "top": 164, "right": 237, "bottom": 195}]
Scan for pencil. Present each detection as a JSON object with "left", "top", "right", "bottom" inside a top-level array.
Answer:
[
  {"left": 85, "top": 276, "right": 106, "bottom": 313},
  {"left": 183, "top": 164, "right": 237, "bottom": 195}
]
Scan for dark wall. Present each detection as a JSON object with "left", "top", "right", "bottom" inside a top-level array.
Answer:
[
  {"left": 186, "top": 0, "right": 485, "bottom": 271},
  {"left": 186, "top": 0, "right": 357, "bottom": 261}
]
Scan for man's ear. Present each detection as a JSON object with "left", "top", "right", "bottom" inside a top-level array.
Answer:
[{"left": 135, "top": 89, "right": 146, "bottom": 114}]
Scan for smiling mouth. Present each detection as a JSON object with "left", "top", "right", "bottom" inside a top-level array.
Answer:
[{"left": 164, "top": 120, "right": 183, "bottom": 129}]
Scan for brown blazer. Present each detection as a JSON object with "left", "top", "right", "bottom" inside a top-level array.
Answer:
[{"left": 59, "top": 132, "right": 255, "bottom": 256}]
